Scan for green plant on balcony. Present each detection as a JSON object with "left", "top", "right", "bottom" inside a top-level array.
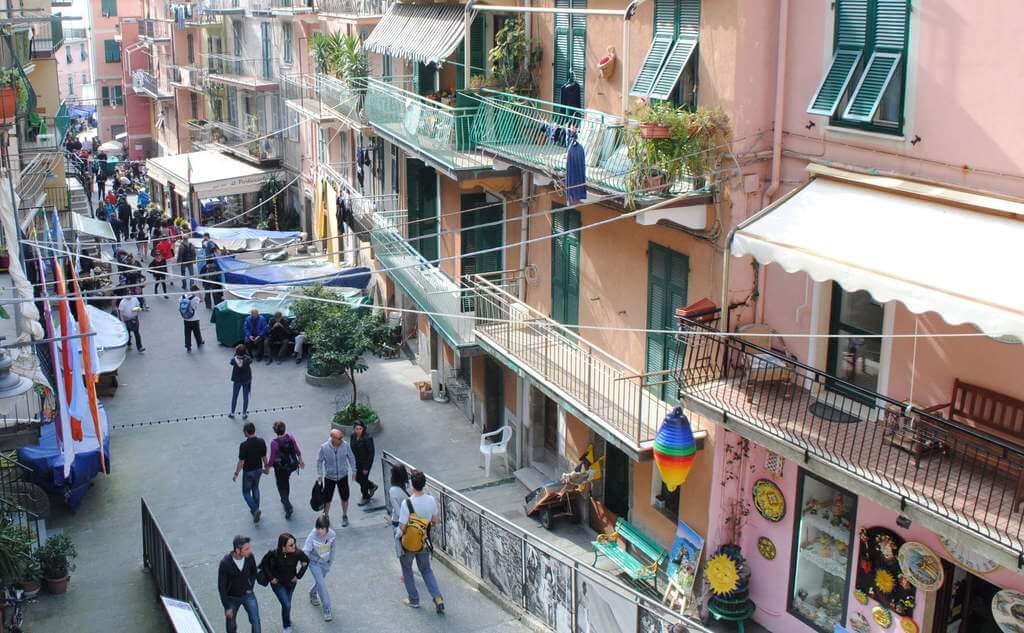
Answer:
[
  {"left": 0, "top": 519, "right": 35, "bottom": 585},
  {"left": 259, "top": 175, "right": 282, "bottom": 230},
  {"left": 311, "top": 31, "right": 345, "bottom": 77},
  {"left": 338, "top": 34, "right": 368, "bottom": 85},
  {"left": 487, "top": 17, "right": 542, "bottom": 94}
]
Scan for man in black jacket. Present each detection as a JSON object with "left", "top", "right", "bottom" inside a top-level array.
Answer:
[
  {"left": 218, "top": 535, "right": 262, "bottom": 633},
  {"left": 350, "top": 420, "right": 377, "bottom": 506}
]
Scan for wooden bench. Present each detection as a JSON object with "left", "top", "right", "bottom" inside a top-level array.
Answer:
[
  {"left": 592, "top": 518, "right": 667, "bottom": 583},
  {"left": 924, "top": 379, "right": 1024, "bottom": 509}
]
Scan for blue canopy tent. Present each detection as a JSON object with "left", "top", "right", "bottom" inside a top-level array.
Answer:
[{"left": 217, "top": 256, "right": 372, "bottom": 290}]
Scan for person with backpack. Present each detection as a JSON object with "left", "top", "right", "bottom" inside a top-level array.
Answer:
[
  {"left": 177, "top": 238, "right": 197, "bottom": 289},
  {"left": 258, "top": 533, "right": 308, "bottom": 633},
  {"left": 180, "top": 285, "right": 204, "bottom": 352},
  {"left": 302, "top": 514, "right": 337, "bottom": 622},
  {"left": 398, "top": 469, "right": 445, "bottom": 614},
  {"left": 266, "top": 420, "right": 304, "bottom": 519}
]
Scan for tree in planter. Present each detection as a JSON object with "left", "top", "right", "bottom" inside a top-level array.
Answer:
[{"left": 487, "top": 17, "right": 542, "bottom": 93}]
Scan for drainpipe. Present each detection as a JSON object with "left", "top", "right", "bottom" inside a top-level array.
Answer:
[
  {"left": 518, "top": 171, "right": 529, "bottom": 301},
  {"left": 620, "top": 0, "right": 644, "bottom": 116},
  {"left": 764, "top": 0, "right": 789, "bottom": 201}
]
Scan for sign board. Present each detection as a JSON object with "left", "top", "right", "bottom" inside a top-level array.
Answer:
[{"left": 160, "top": 596, "right": 207, "bottom": 633}]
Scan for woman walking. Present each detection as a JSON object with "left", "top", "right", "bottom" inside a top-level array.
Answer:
[
  {"left": 149, "top": 249, "right": 169, "bottom": 297},
  {"left": 388, "top": 465, "right": 410, "bottom": 558},
  {"left": 260, "top": 533, "right": 309, "bottom": 633},
  {"left": 268, "top": 421, "right": 304, "bottom": 519},
  {"left": 229, "top": 344, "right": 253, "bottom": 420},
  {"left": 303, "top": 514, "right": 337, "bottom": 622},
  {"left": 351, "top": 420, "right": 377, "bottom": 505}
]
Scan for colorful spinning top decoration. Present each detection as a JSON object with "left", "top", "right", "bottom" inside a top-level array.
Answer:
[{"left": 653, "top": 407, "right": 696, "bottom": 491}]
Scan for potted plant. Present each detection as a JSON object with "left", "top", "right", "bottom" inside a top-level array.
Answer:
[
  {"left": 633, "top": 99, "right": 677, "bottom": 139},
  {"left": 0, "top": 521, "right": 36, "bottom": 592},
  {"left": 331, "top": 401, "right": 381, "bottom": 436},
  {"left": 35, "top": 533, "right": 77, "bottom": 594},
  {"left": 0, "top": 68, "right": 18, "bottom": 122},
  {"left": 487, "top": 17, "right": 543, "bottom": 94}
]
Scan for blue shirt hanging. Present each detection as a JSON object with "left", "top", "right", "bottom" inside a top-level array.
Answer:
[{"left": 565, "top": 140, "right": 586, "bottom": 204}]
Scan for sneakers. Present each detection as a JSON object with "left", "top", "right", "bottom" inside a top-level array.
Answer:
[
  {"left": 369, "top": 483, "right": 379, "bottom": 498},
  {"left": 185, "top": 347, "right": 191, "bottom": 353},
  {"left": 242, "top": 414, "right": 249, "bottom": 420},
  {"left": 323, "top": 608, "right": 333, "bottom": 622},
  {"left": 434, "top": 597, "right": 445, "bottom": 614},
  {"left": 309, "top": 588, "right": 320, "bottom": 606},
  {"left": 285, "top": 507, "right": 293, "bottom": 519},
  {"left": 253, "top": 510, "right": 261, "bottom": 523},
  {"left": 138, "top": 347, "right": 146, "bottom": 353},
  {"left": 342, "top": 515, "right": 349, "bottom": 527},
  {"left": 402, "top": 598, "right": 420, "bottom": 609},
  {"left": 283, "top": 628, "right": 292, "bottom": 633},
  {"left": 228, "top": 413, "right": 236, "bottom": 419},
  {"left": 357, "top": 498, "right": 370, "bottom": 507}
]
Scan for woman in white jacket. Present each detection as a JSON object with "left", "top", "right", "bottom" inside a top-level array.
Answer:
[{"left": 303, "top": 514, "right": 337, "bottom": 622}]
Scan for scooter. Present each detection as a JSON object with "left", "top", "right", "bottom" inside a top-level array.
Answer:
[{"left": 524, "top": 454, "right": 602, "bottom": 530}]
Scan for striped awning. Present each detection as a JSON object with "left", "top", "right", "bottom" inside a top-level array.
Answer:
[{"left": 364, "top": 3, "right": 469, "bottom": 66}]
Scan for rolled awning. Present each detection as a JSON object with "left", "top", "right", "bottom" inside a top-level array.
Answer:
[
  {"left": 363, "top": 3, "right": 469, "bottom": 66},
  {"left": 732, "top": 164, "right": 1024, "bottom": 339}
]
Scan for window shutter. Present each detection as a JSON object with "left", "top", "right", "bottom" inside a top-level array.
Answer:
[
  {"left": 836, "top": 0, "right": 869, "bottom": 49},
  {"left": 873, "top": 0, "right": 909, "bottom": 51},
  {"left": 842, "top": 51, "right": 900, "bottom": 121},
  {"left": 806, "top": 0, "right": 868, "bottom": 116},
  {"left": 261, "top": 22, "right": 272, "bottom": 79},
  {"left": 629, "top": 36, "right": 672, "bottom": 97},
  {"left": 455, "top": 15, "right": 484, "bottom": 91},
  {"left": 553, "top": 0, "right": 570, "bottom": 99},
  {"left": 282, "top": 24, "right": 292, "bottom": 64},
  {"left": 637, "top": 0, "right": 700, "bottom": 100},
  {"left": 101, "top": 86, "right": 110, "bottom": 107},
  {"left": 645, "top": 244, "right": 688, "bottom": 401},
  {"left": 101, "top": 0, "right": 116, "bottom": 16},
  {"left": 648, "top": 38, "right": 697, "bottom": 101},
  {"left": 570, "top": 10, "right": 586, "bottom": 104},
  {"left": 419, "top": 169, "right": 438, "bottom": 262},
  {"left": 104, "top": 40, "right": 120, "bottom": 63},
  {"left": 564, "top": 211, "right": 580, "bottom": 327}
]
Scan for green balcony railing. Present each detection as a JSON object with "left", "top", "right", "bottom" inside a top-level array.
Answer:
[
  {"left": 363, "top": 77, "right": 488, "bottom": 173},
  {"left": 30, "top": 15, "right": 64, "bottom": 58},
  {"left": 472, "top": 89, "right": 699, "bottom": 202},
  {"left": 55, "top": 100, "right": 70, "bottom": 142}
]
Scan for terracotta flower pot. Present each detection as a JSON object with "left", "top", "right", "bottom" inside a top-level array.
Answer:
[
  {"left": 45, "top": 576, "right": 69, "bottom": 594},
  {"left": 0, "top": 86, "right": 15, "bottom": 123},
  {"left": 640, "top": 123, "right": 673, "bottom": 139}
]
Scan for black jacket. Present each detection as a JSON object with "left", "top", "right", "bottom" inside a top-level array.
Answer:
[
  {"left": 230, "top": 355, "right": 253, "bottom": 383},
  {"left": 260, "top": 549, "right": 309, "bottom": 585},
  {"left": 350, "top": 433, "right": 375, "bottom": 470},
  {"left": 217, "top": 554, "right": 257, "bottom": 607}
]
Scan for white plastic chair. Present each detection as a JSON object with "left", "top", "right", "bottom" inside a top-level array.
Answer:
[{"left": 480, "top": 425, "right": 512, "bottom": 477}]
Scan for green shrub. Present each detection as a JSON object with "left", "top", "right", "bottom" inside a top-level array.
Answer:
[{"left": 332, "top": 403, "right": 379, "bottom": 427}]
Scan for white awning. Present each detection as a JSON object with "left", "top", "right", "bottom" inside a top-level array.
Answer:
[
  {"left": 364, "top": 3, "right": 468, "bottom": 66},
  {"left": 146, "top": 150, "right": 275, "bottom": 198},
  {"left": 70, "top": 213, "right": 116, "bottom": 241},
  {"left": 732, "top": 165, "right": 1024, "bottom": 339}
]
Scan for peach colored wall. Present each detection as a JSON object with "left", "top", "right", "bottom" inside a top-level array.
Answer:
[
  {"left": 564, "top": 412, "right": 590, "bottom": 462},
  {"left": 57, "top": 40, "right": 92, "bottom": 102},
  {"left": 503, "top": 366, "right": 517, "bottom": 416},
  {"left": 439, "top": 177, "right": 460, "bottom": 281}
]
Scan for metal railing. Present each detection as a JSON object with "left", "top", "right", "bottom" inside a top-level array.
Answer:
[
  {"left": 470, "top": 274, "right": 682, "bottom": 450},
  {"left": 191, "top": 118, "right": 282, "bottom": 163},
  {"left": 205, "top": 53, "right": 277, "bottom": 86},
  {"left": 380, "top": 452, "right": 707, "bottom": 633},
  {"left": 250, "top": 0, "right": 316, "bottom": 12},
  {"left": 141, "top": 498, "right": 215, "bottom": 633},
  {"left": 472, "top": 89, "right": 697, "bottom": 201},
  {"left": 198, "top": 0, "right": 244, "bottom": 11},
  {"left": 139, "top": 18, "right": 172, "bottom": 42},
  {"left": 676, "top": 315, "right": 1024, "bottom": 556},
  {"left": 1, "top": 30, "right": 32, "bottom": 71},
  {"left": 132, "top": 69, "right": 174, "bottom": 99},
  {"left": 0, "top": 454, "right": 44, "bottom": 549},
  {"left": 64, "top": 27, "right": 87, "bottom": 40},
  {"left": 29, "top": 14, "right": 65, "bottom": 58},
  {"left": 282, "top": 73, "right": 366, "bottom": 124},
  {"left": 363, "top": 77, "right": 483, "bottom": 172},
  {"left": 317, "top": 0, "right": 391, "bottom": 15}
]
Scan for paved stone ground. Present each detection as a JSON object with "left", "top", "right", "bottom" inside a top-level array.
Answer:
[{"left": 20, "top": 285, "right": 531, "bottom": 633}]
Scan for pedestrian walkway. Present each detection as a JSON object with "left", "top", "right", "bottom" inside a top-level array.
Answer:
[{"left": 23, "top": 286, "right": 530, "bottom": 632}]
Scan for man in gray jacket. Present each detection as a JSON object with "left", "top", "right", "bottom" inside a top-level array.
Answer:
[{"left": 317, "top": 429, "right": 356, "bottom": 527}]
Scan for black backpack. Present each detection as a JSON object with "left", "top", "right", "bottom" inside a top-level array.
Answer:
[{"left": 276, "top": 436, "right": 299, "bottom": 472}]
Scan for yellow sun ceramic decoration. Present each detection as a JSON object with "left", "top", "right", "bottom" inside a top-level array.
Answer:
[
  {"left": 706, "top": 553, "right": 741, "bottom": 595},
  {"left": 875, "top": 568, "right": 896, "bottom": 594}
]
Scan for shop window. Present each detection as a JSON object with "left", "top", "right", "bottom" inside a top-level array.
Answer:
[{"left": 788, "top": 470, "right": 857, "bottom": 633}]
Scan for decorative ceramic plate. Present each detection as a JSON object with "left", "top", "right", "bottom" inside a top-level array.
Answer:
[
  {"left": 854, "top": 590, "right": 869, "bottom": 605},
  {"left": 752, "top": 478, "right": 786, "bottom": 522},
  {"left": 993, "top": 590, "right": 1024, "bottom": 633},
  {"left": 873, "top": 606, "right": 893, "bottom": 629},
  {"left": 898, "top": 542, "right": 945, "bottom": 591},
  {"left": 849, "top": 612, "right": 871, "bottom": 633},
  {"left": 757, "top": 536, "right": 776, "bottom": 560},
  {"left": 901, "top": 617, "right": 920, "bottom": 633},
  {"left": 706, "top": 553, "right": 740, "bottom": 595},
  {"left": 941, "top": 536, "right": 999, "bottom": 574}
]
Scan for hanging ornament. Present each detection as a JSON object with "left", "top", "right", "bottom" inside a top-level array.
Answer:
[{"left": 653, "top": 407, "right": 696, "bottom": 492}]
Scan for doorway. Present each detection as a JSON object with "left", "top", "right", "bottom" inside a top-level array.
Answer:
[
  {"left": 932, "top": 561, "right": 1000, "bottom": 633},
  {"left": 602, "top": 442, "right": 630, "bottom": 519},
  {"left": 826, "top": 283, "right": 884, "bottom": 399},
  {"left": 484, "top": 356, "right": 505, "bottom": 434}
]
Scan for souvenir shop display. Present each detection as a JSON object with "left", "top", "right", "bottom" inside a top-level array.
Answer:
[
  {"left": 855, "top": 527, "right": 916, "bottom": 616},
  {"left": 992, "top": 589, "right": 1024, "bottom": 633},
  {"left": 752, "top": 478, "right": 786, "bottom": 522},
  {"left": 897, "top": 542, "right": 944, "bottom": 591}
]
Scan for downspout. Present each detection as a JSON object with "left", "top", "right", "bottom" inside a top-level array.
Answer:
[
  {"left": 764, "top": 0, "right": 789, "bottom": 201},
  {"left": 518, "top": 171, "right": 529, "bottom": 301},
  {"left": 621, "top": 0, "right": 644, "bottom": 116}
]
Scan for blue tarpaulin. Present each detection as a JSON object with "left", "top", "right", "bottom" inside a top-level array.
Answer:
[
  {"left": 17, "top": 406, "right": 111, "bottom": 511},
  {"left": 194, "top": 226, "right": 302, "bottom": 242},
  {"left": 217, "top": 256, "right": 372, "bottom": 290}
]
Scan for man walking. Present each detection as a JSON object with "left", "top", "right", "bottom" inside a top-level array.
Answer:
[
  {"left": 316, "top": 429, "right": 356, "bottom": 527},
  {"left": 180, "top": 285, "right": 204, "bottom": 352},
  {"left": 233, "top": 422, "right": 267, "bottom": 523},
  {"left": 218, "top": 535, "right": 262, "bottom": 633},
  {"left": 117, "top": 287, "right": 145, "bottom": 352},
  {"left": 177, "top": 237, "right": 197, "bottom": 289},
  {"left": 244, "top": 309, "right": 270, "bottom": 361},
  {"left": 398, "top": 469, "right": 445, "bottom": 613},
  {"left": 267, "top": 420, "right": 304, "bottom": 519}
]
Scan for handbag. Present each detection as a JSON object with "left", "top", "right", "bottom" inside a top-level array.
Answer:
[
  {"left": 310, "top": 478, "right": 324, "bottom": 512},
  {"left": 255, "top": 551, "right": 272, "bottom": 587}
]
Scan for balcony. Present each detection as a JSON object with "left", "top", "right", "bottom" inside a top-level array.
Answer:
[
  {"left": 250, "top": 0, "right": 317, "bottom": 16},
  {"left": 282, "top": 73, "right": 370, "bottom": 128},
  {"left": 132, "top": 69, "right": 174, "bottom": 100},
  {"left": 2, "top": 29, "right": 34, "bottom": 73},
  {"left": 170, "top": 65, "right": 207, "bottom": 92},
  {"left": 16, "top": 152, "right": 62, "bottom": 211},
  {"left": 205, "top": 54, "right": 278, "bottom": 92},
  {"left": 198, "top": 0, "right": 245, "bottom": 13},
  {"left": 29, "top": 14, "right": 65, "bottom": 58},
  {"left": 139, "top": 18, "right": 172, "bottom": 44},
  {"left": 675, "top": 314, "right": 1024, "bottom": 560},
  {"left": 363, "top": 77, "right": 490, "bottom": 178},
  {"left": 189, "top": 118, "right": 282, "bottom": 165},
  {"left": 317, "top": 0, "right": 391, "bottom": 18},
  {"left": 473, "top": 90, "right": 706, "bottom": 208},
  {"left": 470, "top": 275, "right": 700, "bottom": 460}
]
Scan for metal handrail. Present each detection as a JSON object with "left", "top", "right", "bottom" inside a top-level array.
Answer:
[
  {"left": 317, "top": 0, "right": 391, "bottom": 15},
  {"left": 677, "top": 314, "right": 1024, "bottom": 553},
  {"left": 204, "top": 53, "right": 275, "bottom": 82}
]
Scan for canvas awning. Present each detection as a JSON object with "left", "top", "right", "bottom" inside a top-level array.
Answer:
[
  {"left": 731, "top": 164, "right": 1024, "bottom": 340},
  {"left": 146, "top": 150, "right": 275, "bottom": 198},
  {"left": 70, "top": 213, "right": 116, "bottom": 241},
  {"left": 363, "top": 3, "right": 469, "bottom": 66}
]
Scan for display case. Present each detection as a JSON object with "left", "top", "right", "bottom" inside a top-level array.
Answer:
[{"left": 787, "top": 470, "right": 858, "bottom": 633}]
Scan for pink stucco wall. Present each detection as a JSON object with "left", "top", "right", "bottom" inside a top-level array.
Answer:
[{"left": 57, "top": 40, "right": 92, "bottom": 102}]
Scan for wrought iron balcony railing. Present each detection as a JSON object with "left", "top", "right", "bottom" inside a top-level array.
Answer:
[
  {"left": 676, "top": 314, "right": 1024, "bottom": 557},
  {"left": 29, "top": 14, "right": 64, "bottom": 58},
  {"left": 205, "top": 53, "right": 278, "bottom": 90},
  {"left": 132, "top": 69, "right": 174, "bottom": 99},
  {"left": 317, "top": 0, "right": 391, "bottom": 16},
  {"left": 282, "top": 73, "right": 372, "bottom": 126},
  {"left": 139, "top": 18, "right": 172, "bottom": 43},
  {"left": 363, "top": 77, "right": 489, "bottom": 174},
  {"left": 250, "top": 0, "right": 316, "bottom": 14},
  {"left": 191, "top": 119, "right": 282, "bottom": 164},
  {"left": 472, "top": 90, "right": 699, "bottom": 204}
]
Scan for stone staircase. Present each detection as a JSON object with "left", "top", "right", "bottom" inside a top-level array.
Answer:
[{"left": 67, "top": 176, "right": 91, "bottom": 216}]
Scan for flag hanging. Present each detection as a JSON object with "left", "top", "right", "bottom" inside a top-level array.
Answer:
[{"left": 69, "top": 265, "right": 105, "bottom": 473}]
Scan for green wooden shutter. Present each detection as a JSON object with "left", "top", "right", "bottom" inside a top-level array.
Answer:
[
  {"left": 841, "top": 0, "right": 907, "bottom": 122},
  {"left": 645, "top": 243, "right": 688, "bottom": 402},
  {"left": 873, "top": 0, "right": 909, "bottom": 50},
  {"left": 648, "top": 39, "right": 697, "bottom": 101},
  {"left": 407, "top": 161, "right": 438, "bottom": 262},
  {"left": 414, "top": 63, "right": 435, "bottom": 96},
  {"left": 553, "top": 0, "right": 570, "bottom": 99},
  {"left": 461, "top": 195, "right": 503, "bottom": 284},
  {"left": 636, "top": 0, "right": 700, "bottom": 100},
  {"left": 806, "top": 0, "right": 869, "bottom": 116},
  {"left": 570, "top": 10, "right": 586, "bottom": 104},
  {"left": 261, "top": 22, "right": 272, "bottom": 79},
  {"left": 101, "top": 86, "right": 110, "bottom": 107},
  {"left": 456, "top": 16, "right": 485, "bottom": 91},
  {"left": 629, "top": 36, "right": 672, "bottom": 97},
  {"left": 103, "top": 40, "right": 120, "bottom": 63},
  {"left": 101, "top": 0, "right": 116, "bottom": 16},
  {"left": 551, "top": 209, "right": 580, "bottom": 326}
]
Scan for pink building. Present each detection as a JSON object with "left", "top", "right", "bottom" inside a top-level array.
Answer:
[
  {"left": 57, "top": 28, "right": 91, "bottom": 102},
  {"left": 86, "top": 0, "right": 142, "bottom": 144}
]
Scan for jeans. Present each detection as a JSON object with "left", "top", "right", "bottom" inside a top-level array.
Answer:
[
  {"left": 180, "top": 262, "right": 195, "bottom": 288},
  {"left": 184, "top": 320, "right": 204, "bottom": 349},
  {"left": 224, "top": 591, "right": 261, "bottom": 633},
  {"left": 231, "top": 381, "right": 251, "bottom": 415},
  {"left": 273, "top": 466, "right": 293, "bottom": 514},
  {"left": 125, "top": 318, "right": 143, "bottom": 350},
  {"left": 241, "top": 468, "right": 261, "bottom": 514},
  {"left": 270, "top": 581, "right": 295, "bottom": 628},
  {"left": 400, "top": 550, "right": 443, "bottom": 606},
  {"left": 308, "top": 560, "right": 332, "bottom": 612}
]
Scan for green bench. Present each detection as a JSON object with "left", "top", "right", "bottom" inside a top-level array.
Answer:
[{"left": 591, "top": 518, "right": 667, "bottom": 583}]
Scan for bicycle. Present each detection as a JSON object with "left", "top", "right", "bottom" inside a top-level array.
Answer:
[{"left": 0, "top": 584, "right": 26, "bottom": 633}]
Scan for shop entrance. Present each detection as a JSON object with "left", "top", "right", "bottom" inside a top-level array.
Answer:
[
  {"left": 932, "top": 562, "right": 1000, "bottom": 633},
  {"left": 602, "top": 443, "right": 630, "bottom": 519}
]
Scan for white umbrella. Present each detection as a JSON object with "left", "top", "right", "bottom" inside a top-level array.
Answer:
[{"left": 97, "top": 140, "right": 123, "bottom": 153}]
